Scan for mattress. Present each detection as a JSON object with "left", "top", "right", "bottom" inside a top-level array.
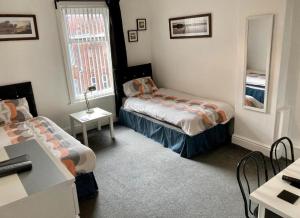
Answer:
[
  {"left": 124, "top": 88, "right": 234, "bottom": 136},
  {"left": 0, "top": 116, "right": 96, "bottom": 176}
]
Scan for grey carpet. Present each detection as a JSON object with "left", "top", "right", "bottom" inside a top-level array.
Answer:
[{"left": 79, "top": 125, "right": 254, "bottom": 218}]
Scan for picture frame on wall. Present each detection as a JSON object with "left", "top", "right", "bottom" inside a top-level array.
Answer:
[
  {"left": 137, "top": 18, "right": 147, "bottom": 31},
  {"left": 0, "top": 14, "right": 39, "bottom": 41},
  {"left": 128, "top": 30, "right": 138, "bottom": 42},
  {"left": 169, "top": 13, "right": 212, "bottom": 39}
]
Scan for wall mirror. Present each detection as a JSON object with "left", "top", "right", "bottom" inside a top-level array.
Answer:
[{"left": 243, "top": 14, "right": 274, "bottom": 112}]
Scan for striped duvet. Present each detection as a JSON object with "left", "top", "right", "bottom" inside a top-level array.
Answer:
[{"left": 124, "top": 88, "right": 234, "bottom": 136}]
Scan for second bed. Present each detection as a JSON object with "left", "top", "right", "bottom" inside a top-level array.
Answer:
[{"left": 118, "top": 64, "right": 235, "bottom": 158}]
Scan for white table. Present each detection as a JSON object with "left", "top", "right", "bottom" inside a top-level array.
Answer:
[
  {"left": 0, "top": 140, "right": 79, "bottom": 218},
  {"left": 69, "top": 107, "right": 115, "bottom": 147},
  {"left": 250, "top": 158, "right": 300, "bottom": 218}
]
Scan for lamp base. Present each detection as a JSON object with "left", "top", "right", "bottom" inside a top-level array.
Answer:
[{"left": 86, "top": 109, "right": 94, "bottom": 114}]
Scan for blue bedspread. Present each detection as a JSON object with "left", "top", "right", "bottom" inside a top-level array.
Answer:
[{"left": 119, "top": 108, "right": 233, "bottom": 158}]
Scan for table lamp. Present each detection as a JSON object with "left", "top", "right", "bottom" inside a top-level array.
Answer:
[{"left": 84, "top": 86, "right": 96, "bottom": 114}]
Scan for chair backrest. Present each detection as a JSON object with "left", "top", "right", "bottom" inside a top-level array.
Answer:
[
  {"left": 270, "top": 137, "right": 294, "bottom": 175},
  {"left": 236, "top": 151, "right": 268, "bottom": 218}
]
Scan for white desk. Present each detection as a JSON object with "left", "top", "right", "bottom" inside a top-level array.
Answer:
[
  {"left": 250, "top": 158, "right": 300, "bottom": 218},
  {"left": 0, "top": 140, "right": 79, "bottom": 218},
  {"left": 70, "top": 107, "right": 115, "bottom": 147}
]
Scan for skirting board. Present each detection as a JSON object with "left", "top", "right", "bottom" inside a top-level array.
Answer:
[
  {"left": 232, "top": 134, "right": 271, "bottom": 156},
  {"left": 294, "top": 144, "right": 300, "bottom": 159},
  {"left": 233, "top": 134, "right": 300, "bottom": 159}
]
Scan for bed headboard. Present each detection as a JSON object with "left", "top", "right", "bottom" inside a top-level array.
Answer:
[
  {"left": 114, "top": 63, "right": 152, "bottom": 113},
  {"left": 124, "top": 63, "right": 153, "bottom": 83},
  {"left": 118, "top": 63, "right": 153, "bottom": 97},
  {"left": 0, "top": 82, "right": 38, "bottom": 117}
]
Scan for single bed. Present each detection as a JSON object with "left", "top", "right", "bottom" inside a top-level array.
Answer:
[
  {"left": 0, "top": 82, "right": 98, "bottom": 200},
  {"left": 118, "top": 64, "right": 235, "bottom": 158}
]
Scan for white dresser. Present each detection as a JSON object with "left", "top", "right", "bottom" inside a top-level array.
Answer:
[{"left": 0, "top": 140, "right": 80, "bottom": 218}]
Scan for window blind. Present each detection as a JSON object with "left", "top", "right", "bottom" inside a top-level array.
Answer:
[{"left": 57, "top": 2, "right": 114, "bottom": 102}]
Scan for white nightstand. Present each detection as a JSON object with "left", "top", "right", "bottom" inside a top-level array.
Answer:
[{"left": 69, "top": 107, "right": 115, "bottom": 147}]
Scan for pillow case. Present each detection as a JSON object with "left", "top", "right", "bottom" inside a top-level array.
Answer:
[
  {"left": 123, "top": 77, "right": 158, "bottom": 97},
  {"left": 0, "top": 98, "right": 33, "bottom": 125}
]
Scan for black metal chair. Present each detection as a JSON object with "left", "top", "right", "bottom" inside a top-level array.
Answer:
[
  {"left": 270, "top": 137, "right": 295, "bottom": 176},
  {"left": 237, "top": 151, "right": 281, "bottom": 218}
]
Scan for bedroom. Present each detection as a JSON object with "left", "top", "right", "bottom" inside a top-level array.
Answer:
[{"left": 0, "top": 0, "right": 299, "bottom": 217}]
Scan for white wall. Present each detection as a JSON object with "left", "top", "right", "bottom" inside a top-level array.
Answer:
[
  {"left": 0, "top": 0, "right": 151, "bottom": 130},
  {"left": 148, "top": 0, "right": 238, "bottom": 105},
  {"left": 285, "top": 0, "right": 300, "bottom": 154},
  {"left": 120, "top": 0, "right": 152, "bottom": 66},
  {"left": 233, "top": 0, "right": 288, "bottom": 152}
]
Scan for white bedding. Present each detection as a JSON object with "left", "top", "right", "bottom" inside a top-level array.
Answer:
[
  {"left": 124, "top": 88, "right": 234, "bottom": 136},
  {"left": 246, "top": 73, "right": 266, "bottom": 87}
]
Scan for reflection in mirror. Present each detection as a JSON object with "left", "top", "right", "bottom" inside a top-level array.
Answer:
[{"left": 244, "top": 14, "right": 274, "bottom": 112}]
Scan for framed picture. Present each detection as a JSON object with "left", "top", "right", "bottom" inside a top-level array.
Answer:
[
  {"left": 128, "top": 30, "right": 138, "bottom": 42},
  {"left": 0, "top": 14, "right": 39, "bottom": 41},
  {"left": 169, "top": 13, "right": 212, "bottom": 39},
  {"left": 137, "top": 18, "right": 147, "bottom": 31}
]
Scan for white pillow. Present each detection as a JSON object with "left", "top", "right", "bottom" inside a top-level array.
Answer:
[
  {"left": 0, "top": 98, "right": 33, "bottom": 125},
  {"left": 123, "top": 77, "right": 158, "bottom": 97}
]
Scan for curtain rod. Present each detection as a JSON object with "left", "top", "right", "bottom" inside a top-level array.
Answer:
[{"left": 55, "top": 0, "right": 104, "bottom": 9}]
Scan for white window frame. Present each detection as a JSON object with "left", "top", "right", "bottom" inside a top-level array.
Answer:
[{"left": 56, "top": 1, "right": 114, "bottom": 104}]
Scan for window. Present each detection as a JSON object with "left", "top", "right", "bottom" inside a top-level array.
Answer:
[{"left": 57, "top": 2, "right": 114, "bottom": 103}]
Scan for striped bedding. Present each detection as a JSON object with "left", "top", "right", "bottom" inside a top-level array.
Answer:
[
  {"left": 124, "top": 88, "right": 234, "bottom": 136},
  {"left": 0, "top": 116, "right": 96, "bottom": 176}
]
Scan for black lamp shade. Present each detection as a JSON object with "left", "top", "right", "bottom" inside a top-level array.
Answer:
[{"left": 88, "top": 86, "right": 96, "bottom": 92}]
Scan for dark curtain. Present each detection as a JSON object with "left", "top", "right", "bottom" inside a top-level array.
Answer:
[{"left": 105, "top": 0, "right": 128, "bottom": 115}]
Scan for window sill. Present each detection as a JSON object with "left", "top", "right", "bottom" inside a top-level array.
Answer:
[{"left": 69, "top": 92, "right": 115, "bottom": 105}]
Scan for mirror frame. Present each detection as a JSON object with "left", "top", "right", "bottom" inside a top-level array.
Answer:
[{"left": 243, "top": 14, "right": 274, "bottom": 113}]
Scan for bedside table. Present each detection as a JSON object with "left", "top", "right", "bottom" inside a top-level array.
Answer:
[{"left": 69, "top": 107, "right": 115, "bottom": 147}]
